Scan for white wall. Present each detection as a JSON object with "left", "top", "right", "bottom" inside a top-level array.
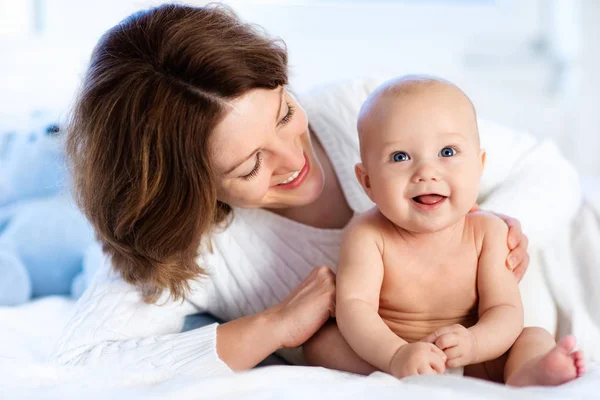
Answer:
[
  {"left": 572, "top": 0, "right": 600, "bottom": 177},
  {"left": 0, "top": 0, "right": 598, "bottom": 176}
]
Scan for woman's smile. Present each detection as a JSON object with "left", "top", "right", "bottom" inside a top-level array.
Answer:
[{"left": 274, "top": 153, "right": 310, "bottom": 189}]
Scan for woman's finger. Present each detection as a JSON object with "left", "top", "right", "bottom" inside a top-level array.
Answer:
[
  {"left": 512, "top": 252, "right": 530, "bottom": 283},
  {"left": 507, "top": 234, "right": 528, "bottom": 270},
  {"left": 503, "top": 216, "right": 522, "bottom": 250},
  {"left": 507, "top": 238, "right": 529, "bottom": 271},
  {"left": 520, "top": 233, "right": 529, "bottom": 250}
]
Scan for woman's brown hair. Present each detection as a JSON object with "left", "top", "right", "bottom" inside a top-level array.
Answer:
[{"left": 66, "top": 3, "right": 288, "bottom": 303}]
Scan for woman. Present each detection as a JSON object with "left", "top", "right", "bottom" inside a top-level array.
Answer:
[{"left": 51, "top": 4, "right": 580, "bottom": 377}]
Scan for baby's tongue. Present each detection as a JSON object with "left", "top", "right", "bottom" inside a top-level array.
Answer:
[{"left": 415, "top": 194, "right": 445, "bottom": 205}]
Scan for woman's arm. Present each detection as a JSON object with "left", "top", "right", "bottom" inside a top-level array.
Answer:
[
  {"left": 218, "top": 265, "right": 337, "bottom": 370},
  {"left": 50, "top": 260, "right": 335, "bottom": 376},
  {"left": 49, "top": 262, "right": 232, "bottom": 377}
]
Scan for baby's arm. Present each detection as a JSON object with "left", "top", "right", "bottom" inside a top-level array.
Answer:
[
  {"left": 336, "top": 218, "right": 406, "bottom": 372},
  {"left": 470, "top": 214, "right": 525, "bottom": 363},
  {"left": 423, "top": 214, "right": 523, "bottom": 368},
  {"left": 337, "top": 217, "right": 447, "bottom": 376}
]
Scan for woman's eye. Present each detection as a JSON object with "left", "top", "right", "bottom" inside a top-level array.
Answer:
[
  {"left": 392, "top": 152, "right": 410, "bottom": 162},
  {"left": 241, "top": 152, "right": 262, "bottom": 180},
  {"left": 279, "top": 103, "right": 295, "bottom": 126},
  {"left": 439, "top": 147, "right": 456, "bottom": 158}
]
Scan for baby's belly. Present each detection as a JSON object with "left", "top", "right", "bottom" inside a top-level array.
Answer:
[{"left": 379, "top": 308, "right": 478, "bottom": 342}]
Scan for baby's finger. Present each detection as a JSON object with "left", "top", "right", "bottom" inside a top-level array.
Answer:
[
  {"left": 435, "top": 333, "right": 458, "bottom": 350},
  {"left": 422, "top": 326, "right": 455, "bottom": 344},
  {"left": 429, "top": 343, "right": 448, "bottom": 362},
  {"left": 447, "top": 356, "right": 466, "bottom": 369},
  {"left": 429, "top": 354, "right": 446, "bottom": 374},
  {"left": 443, "top": 346, "right": 462, "bottom": 361},
  {"left": 421, "top": 332, "right": 436, "bottom": 344},
  {"left": 417, "top": 365, "right": 437, "bottom": 375}
]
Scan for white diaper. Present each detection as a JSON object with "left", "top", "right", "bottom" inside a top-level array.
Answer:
[{"left": 445, "top": 366, "right": 464, "bottom": 376}]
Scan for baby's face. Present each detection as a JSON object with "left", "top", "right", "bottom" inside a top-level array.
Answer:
[{"left": 358, "top": 85, "right": 484, "bottom": 233}]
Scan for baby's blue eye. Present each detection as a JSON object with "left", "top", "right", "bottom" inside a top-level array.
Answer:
[
  {"left": 392, "top": 152, "right": 409, "bottom": 162},
  {"left": 439, "top": 147, "right": 456, "bottom": 158}
]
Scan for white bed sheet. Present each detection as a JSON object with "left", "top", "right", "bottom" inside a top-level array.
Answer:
[
  {"left": 0, "top": 296, "right": 599, "bottom": 399},
  {"left": 1, "top": 359, "right": 599, "bottom": 400}
]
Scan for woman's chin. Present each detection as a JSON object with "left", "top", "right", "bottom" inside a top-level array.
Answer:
[{"left": 295, "top": 166, "right": 325, "bottom": 205}]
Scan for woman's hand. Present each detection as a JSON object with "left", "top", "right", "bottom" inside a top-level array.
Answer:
[
  {"left": 216, "top": 266, "right": 335, "bottom": 370},
  {"left": 470, "top": 205, "right": 530, "bottom": 282},
  {"left": 271, "top": 265, "right": 336, "bottom": 349},
  {"left": 499, "top": 213, "right": 529, "bottom": 282}
]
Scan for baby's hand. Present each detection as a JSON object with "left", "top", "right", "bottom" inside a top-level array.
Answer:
[
  {"left": 422, "top": 324, "right": 478, "bottom": 368},
  {"left": 388, "top": 342, "right": 447, "bottom": 378}
]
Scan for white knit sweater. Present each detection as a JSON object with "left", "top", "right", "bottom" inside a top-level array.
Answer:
[{"left": 49, "top": 78, "right": 581, "bottom": 377}]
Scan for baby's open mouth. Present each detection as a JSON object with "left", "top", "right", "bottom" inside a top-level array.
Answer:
[{"left": 412, "top": 194, "right": 447, "bottom": 205}]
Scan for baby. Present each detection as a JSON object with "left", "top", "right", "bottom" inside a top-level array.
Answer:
[{"left": 335, "top": 76, "right": 584, "bottom": 385}]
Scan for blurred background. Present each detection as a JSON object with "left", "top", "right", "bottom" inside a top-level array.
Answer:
[{"left": 0, "top": 0, "right": 598, "bottom": 177}]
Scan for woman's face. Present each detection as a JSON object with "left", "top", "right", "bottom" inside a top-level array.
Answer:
[{"left": 210, "top": 87, "right": 325, "bottom": 209}]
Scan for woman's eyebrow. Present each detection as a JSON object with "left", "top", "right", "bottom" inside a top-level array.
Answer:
[{"left": 223, "top": 88, "right": 284, "bottom": 175}]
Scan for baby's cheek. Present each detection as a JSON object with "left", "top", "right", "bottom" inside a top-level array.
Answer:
[
  {"left": 377, "top": 181, "right": 406, "bottom": 207},
  {"left": 453, "top": 182, "right": 480, "bottom": 209}
]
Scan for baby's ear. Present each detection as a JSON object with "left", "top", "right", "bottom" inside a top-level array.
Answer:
[
  {"left": 355, "top": 162, "right": 373, "bottom": 200},
  {"left": 480, "top": 149, "right": 486, "bottom": 171}
]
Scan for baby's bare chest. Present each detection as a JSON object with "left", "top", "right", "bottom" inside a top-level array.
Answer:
[{"left": 379, "top": 240, "right": 480, "bottom": 314}]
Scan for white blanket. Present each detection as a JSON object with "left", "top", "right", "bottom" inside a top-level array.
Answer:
[
  {"left": 1, "top": 180, "right": 600, "bottom": 399},
  {"left": 1, "top": 357, "right": 599, "bottom": 399},
  {"left": 0, "top": 297, "right": 598, "bottom": 399},
  {"left": 545, "top": 177, "right": 600, "bottom": 362}
]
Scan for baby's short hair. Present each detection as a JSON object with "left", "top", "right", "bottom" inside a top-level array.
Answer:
[{"left": 357, "top": 75, "right": 477, "bottom": 161}]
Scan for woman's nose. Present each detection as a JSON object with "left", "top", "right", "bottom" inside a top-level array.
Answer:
[{"left": 273, "top": 135, "right": 305, "bottom": 173}]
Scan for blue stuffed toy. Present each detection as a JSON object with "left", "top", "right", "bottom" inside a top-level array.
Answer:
[{"left": 0, "top": 123, "right": 99, "bottom": 305}]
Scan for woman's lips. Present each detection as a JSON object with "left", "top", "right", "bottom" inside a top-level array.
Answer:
[{"left": 274, "top": 153, "right": 310, "bottom": 190}]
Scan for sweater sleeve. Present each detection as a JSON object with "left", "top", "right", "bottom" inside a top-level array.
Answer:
[
  {"left": 48, "top": 254, "right": 232, "bottom": 377},
  {"left": 477, "top": 119, "right": 582, "bottom": 246}
]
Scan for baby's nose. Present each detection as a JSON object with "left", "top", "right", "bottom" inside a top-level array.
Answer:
[{"left": 412, "top": 163, "right": 440, "bottom": 183}]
